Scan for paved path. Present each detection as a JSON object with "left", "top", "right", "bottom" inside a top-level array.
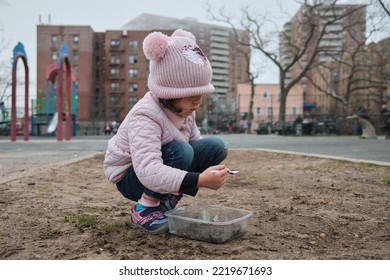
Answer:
[
  {"left": 219, "top": 134, "right": 390, "bottom": 165},
  {"left": 1, "top": 134, "right": 389, "bottom": 184}
]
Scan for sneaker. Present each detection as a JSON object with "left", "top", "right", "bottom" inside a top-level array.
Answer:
[
  {"left": 161, "top": 194, "right": 183, "bottom": 212},
  {"left": 130, "top": 204, "right": 169, "bottom": 234}
]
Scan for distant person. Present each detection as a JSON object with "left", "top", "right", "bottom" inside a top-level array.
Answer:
[
  {"left": 104, "top": 123, "right": 112, "bottom": 135},
  {"left": 381, "top": 105, "right": 390, "bottom": 139},
  {"left": 111, "top": 121, "right": 118, "bottom": 134},
  {"left": 103, "top": 29, "right": 229, "bottom": 234},
  {"left": 227, "top": 121, "right": 233, "bottom": 134},
  {"left": 294, "top": 115, "right": 303, "bottom": 135},
  {"left": 0, "top": 99, "right": 7, "bottom": 120},
  {"left": 239, "top": 119, "right": 248, "bottom": 133}
]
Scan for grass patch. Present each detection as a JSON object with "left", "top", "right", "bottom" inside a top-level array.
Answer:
[
  {"left": 64, "top": 214, "right": 97, "bottom": 228},
  {"left": 0, "top": 233, "right": 5, "bottom": 246},
  {"left": 99, "top": 221, "right": 128, "bottom": 234},
  {"left": 176, "top": 243, "right": 189, "bottom": 249},
  {"left": 302, "top": 165, "right": 322, "bottom": 172},
  {"left": 37, "top": 186, "right": 55, "bottom": 193},
  {"left": 248, "top": 176, "right": 267, "bottom": 182},
  {"left": 382, "top": 177, "right": 390, "bottom": 185},
  {"left": 96, "top": 238, "right": 108, "bottom": 247},
  {"left": 41, "top": 226, "right": 62, "bottom": 238},
  {"left": 26, "top": 210, "right": 40, "bottom": 220},
  {"left": 77, "top": 204, "right": 110, "bottom": 214}
]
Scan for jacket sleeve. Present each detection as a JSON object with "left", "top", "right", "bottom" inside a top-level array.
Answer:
[
  {"left": 128, "top": 115, "right": 187, "bottom": 194},
  {"left": 179, "top": 172, "right": 200, "bottom": 196}
]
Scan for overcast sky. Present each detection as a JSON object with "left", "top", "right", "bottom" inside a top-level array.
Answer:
[{"left": 0, "top": 0, "right": 301, "bottom": 101}]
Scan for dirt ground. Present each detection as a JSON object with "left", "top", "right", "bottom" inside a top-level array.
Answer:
[{"left": 0, "top": 150, "right": 389, "bottom": 260}]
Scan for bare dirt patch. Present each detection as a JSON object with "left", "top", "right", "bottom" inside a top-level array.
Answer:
[{"left": 1, "top": 150, "right": 389, "bottom": 260}]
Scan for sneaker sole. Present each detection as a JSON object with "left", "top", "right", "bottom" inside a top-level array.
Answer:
[{"left": 129, "top": 215, "right": 170, "bottom": 234}]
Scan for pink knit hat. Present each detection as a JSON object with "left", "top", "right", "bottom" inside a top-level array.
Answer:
[{"left": 143, "top": 29, "right": 214, "bottom": 99}]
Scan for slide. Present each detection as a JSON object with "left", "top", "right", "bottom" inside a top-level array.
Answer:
[{"left": 47, "top": 112, "right": 58, "bottom": 134}]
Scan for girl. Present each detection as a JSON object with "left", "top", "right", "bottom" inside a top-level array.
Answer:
[{"left": 103, "top": 29, "right": 229, "bottom": 234}]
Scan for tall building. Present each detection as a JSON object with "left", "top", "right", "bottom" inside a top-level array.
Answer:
[
  {"left": 123, "top": 13, "right": 250, "bottom": 122},
  {"left": 36, "top": 25, "right": 95, "bottom": 124},
  {"left": 280, "top": 3, "right": 366, "bottom": 108},
  {"left": 37, "top": 25, "right": 161, "bottom": 133},
  {"left": 93, "top": 29, "right": 154, "bottom": 125},
  {"left": 36, "top": 14, "right": 249, "bottom": 134}
]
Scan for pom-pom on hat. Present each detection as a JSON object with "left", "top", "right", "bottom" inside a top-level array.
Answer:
[{"left": 143, "top": 29, "right": 214, "bottom": 99}]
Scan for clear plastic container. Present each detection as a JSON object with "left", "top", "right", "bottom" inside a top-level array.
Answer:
[{"left": 165, "top": 204, "right": 252, "bottom": 243}]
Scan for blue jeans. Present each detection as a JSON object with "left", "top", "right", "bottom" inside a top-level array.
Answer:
[{"left": 116, "top": 136, "right": 228, "bottom": 202}]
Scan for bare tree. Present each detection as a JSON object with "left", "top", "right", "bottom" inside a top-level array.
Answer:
[
  {"left": 0, "top": 0, "right": 11, "bottom": 104},
  {"left": 378, "top": 0, "right": 390, "bottom": 16},
  {"left": 244, "top": 49, "right": 261, "bottom": 133},
  {"left": 207, "top": 0, "right": 369, "bottom": 130},
  {"left": 220, "top": 10, "right": 260, "bottom": 133},
  {"left": 305, "top": 0, "right": 390, "bottom": 133},
  {"left": 0, "top": 46, "right": 12, "bottom": 112},
  {"left": 308, "top": 33, "right": 389, "bottom": 117},
  {"left": 306, "top": 7, "right": 371, "bottom": 112}
]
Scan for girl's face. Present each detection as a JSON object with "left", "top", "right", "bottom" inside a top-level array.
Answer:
[{"left": 175, "top": 95, "right": 203, "bottom": 117}]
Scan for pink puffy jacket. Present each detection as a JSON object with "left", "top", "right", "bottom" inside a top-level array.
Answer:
[{"left": 103, "top": 92, "right": 202, "bottom": 194}]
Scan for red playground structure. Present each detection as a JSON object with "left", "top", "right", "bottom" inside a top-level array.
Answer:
[{"left": 10, "top": 42, "right": 29, "bottom": 141}]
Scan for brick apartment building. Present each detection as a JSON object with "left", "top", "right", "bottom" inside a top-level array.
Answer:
[
  {"left": 36, "top": 14, "right": 249, "bottom": 134},
  {"left": 280, "top": 3, "right": 366, "bottom": 112},
  {"left": 36, "top": 25, "right": 95, "bottom": 124}
]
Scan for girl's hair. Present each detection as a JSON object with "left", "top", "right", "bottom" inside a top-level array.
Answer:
[{"left": 159, "top": 98, "right": 183, "bottom": 114}]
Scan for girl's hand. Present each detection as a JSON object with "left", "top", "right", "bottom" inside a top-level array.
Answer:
[{"left": 198, "top": 165, "right": 228, "bottom": 190}]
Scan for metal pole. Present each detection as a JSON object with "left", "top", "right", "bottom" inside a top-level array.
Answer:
[
  {"left": 57, "top": 57, "right": 63, "bottom": 141},
  {"left": 65, "top": 62, "right": 71, "bottom": 141},
  {"left": 23, "top": 58, "right": 29, "bottom": 141},
  {"left": 11, "top": 58, "right": 17, "bottom": 141}
]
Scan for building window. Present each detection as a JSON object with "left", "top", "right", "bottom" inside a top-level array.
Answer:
[
  {"left": 128, "top": 69, "right": 138, "bottom": 78},
  {"left": 129, "top": 96, "right": 138, "bottom": 106},
  {"left": 262, "top": 91, "right": 268, "bottom": 99},
  {"left": 128, "top": 55, "right": 138, "bottom": 64},
  {"left": 110, "top": 55, "right": 120, "bottom": 64},
  {"left": 267, "top": 107, "right": 273, "bottom": 117},
  {"left": 110, "top": 96, "right": 119, "bottom": 105},
  {"left": 110, "top": 39, "right": 120, "bottom": 47},
  {"left": 73, "top": 35, "right": 79, "bottom": 46},
  {"left": 129, "top": 40, "right": 138, "bottom": 50},
  {"left": 73, "top": 65, "right": 79, "bottom": 74},
  {"left": 52, "top": 51, "right": 58, "bottom": 61},
  {"left": 291, "top": 107, "right": 297, "bottom": 115},
  {"left": 110, "top": 82, "right": 120, "bottom": 91},
  {"left": 110, "top": 110, "right": 119, "bottom": 119},
  {"left": 110, "top": 68, "right": 120, "bottom": 77},
  {"left": 129, "top": 83, "right": 138, "bottom": 92},
  {"left": 256, "top": 107, "right": 261, "bottom": 115},
  {"left": 73, "top": 50, "right": 79, "bottom": 61},
  {"left": 51, "top": 35, "right": 58, "bottom": 47}
]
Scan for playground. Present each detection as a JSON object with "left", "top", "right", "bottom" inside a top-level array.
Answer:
[
  {"left": 1, "top": 42, "right": 77, "bottom": 141},
  {"left": 1, "top": 42, "right": 389, "bottom": 261},
  {"left": 0, "top": 148, "right": 389, "bottom": 260}
]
